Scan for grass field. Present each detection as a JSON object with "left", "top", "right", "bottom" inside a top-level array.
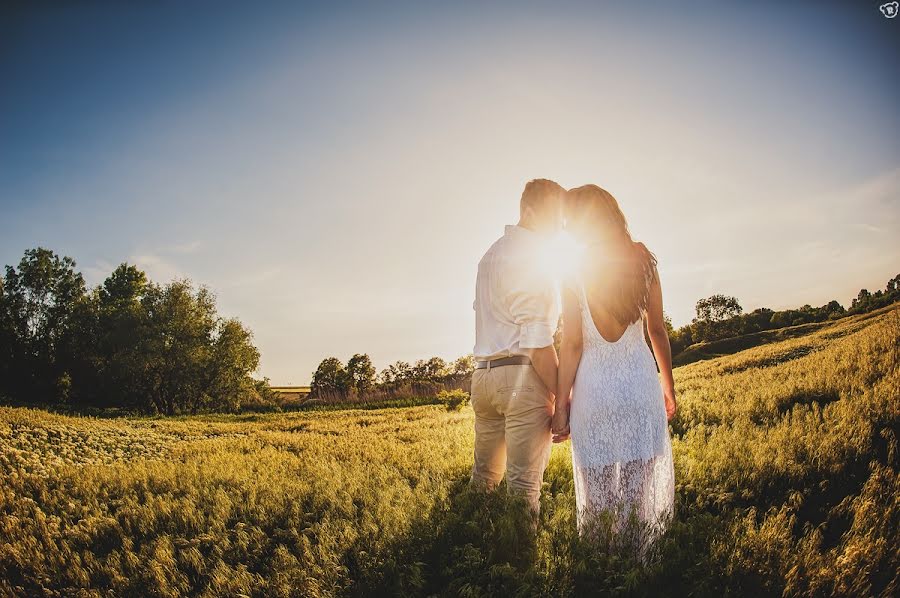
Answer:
[{"left": 1, "top": 306, "right": 898, "bottom": 597}]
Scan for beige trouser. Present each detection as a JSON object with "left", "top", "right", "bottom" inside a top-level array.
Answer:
[{"left": 470, "top": 363, "right": 554, "bottom": 512}]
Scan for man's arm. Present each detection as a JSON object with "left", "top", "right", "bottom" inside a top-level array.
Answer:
[
  {"left": 508, "top": 261, "right": 559, "bottom": 397},
  {"left": 552, "top": 285, "right": 583, "bottom": 442},
  {"left": 526, "top": 344, "right": 558, "bottom": 398}
]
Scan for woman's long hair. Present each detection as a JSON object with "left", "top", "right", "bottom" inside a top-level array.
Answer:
[{"left": 565, "top": 185, "right": 657, "bottom": 325}]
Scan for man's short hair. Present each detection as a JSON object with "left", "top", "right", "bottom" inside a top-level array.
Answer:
[{"left": 520, "top": 178, "right": 564, "bottom": 214}]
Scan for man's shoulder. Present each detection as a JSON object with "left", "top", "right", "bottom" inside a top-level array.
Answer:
[{"left": 478, "top": 234, "right": 509, "bottom": 266}]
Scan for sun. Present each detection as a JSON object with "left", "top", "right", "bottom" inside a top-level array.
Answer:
[{"left": 538, "top": 231, "right": 585, "bottom": 283}]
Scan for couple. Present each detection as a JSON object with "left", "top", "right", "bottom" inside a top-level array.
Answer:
[{"left": 470, "top": 179, "right": 676, "bottom": 547}]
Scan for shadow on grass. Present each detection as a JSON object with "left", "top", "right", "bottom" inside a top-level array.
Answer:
[{"left": 350, "top": 474, "right": 726, "bottom": 597}]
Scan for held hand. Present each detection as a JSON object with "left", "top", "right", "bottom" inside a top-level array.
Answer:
[
  {"left": 552, "top": 425, "right": 570, "bottom": 443},
  {"left": 664, "top": 388, "right": 677, "bottom": 421},
  {"left": 551, "top": 406, "right": 570, "bottom": 443}
]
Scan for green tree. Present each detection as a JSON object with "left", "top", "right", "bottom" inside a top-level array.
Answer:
[
  {"left": 137, "top": 280, "right": 258, "bottom": 415},
  {"left": 203, "top": 318, "right": 260, "bottom": 413},
  {"left": 693, "top": 294, "right": 743, "bottom": 342},
  {"left": 0, "top": 248, "right": 87, "bottom": 402},
  {"left": 346, "top": 353, "right": 376, "bottom": 393},
  {"left": 448, "top": 355, "right": 475, "bottom": 378},
  {"left": 694, "top": 294, "right": 743, "bottom": 323},
  {"left": 851, "top": 289, "right": 871, "bottom": 310},
  {"left": 413, "top": 357, "right": 447, "bottom": 382},
  {"left": 90, "top": 264, "right": 150, "bottom": 409},
  {"left": 311, "top": 357, "right": 350, "bottom": 397},
  {"left": 824, "top": 300, "right": 845, "bottom": 315},
  {"left": 378, "top": 361, "right": 412, "bottom": 388},
  {"left": 887, "top": 274, "right": 900, "bottom": 293}
]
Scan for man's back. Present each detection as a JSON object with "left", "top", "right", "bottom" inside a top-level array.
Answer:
[{"left": 473, "top": 225, "right": 559, "bottom": 361}]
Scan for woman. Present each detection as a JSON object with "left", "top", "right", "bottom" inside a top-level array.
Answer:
[{"left": 552, "top": 184, "right": 676, "bottom": 553}]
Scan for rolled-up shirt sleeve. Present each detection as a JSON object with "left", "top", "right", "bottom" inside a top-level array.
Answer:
[{"left": 507, "top": 266, "right": 558, "bottom": 349}]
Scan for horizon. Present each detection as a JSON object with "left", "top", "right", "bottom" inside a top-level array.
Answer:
[{"left": 2, "top": 1, "right": 899, "bottom": 384}]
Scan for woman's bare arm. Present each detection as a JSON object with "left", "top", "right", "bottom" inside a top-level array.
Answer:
[
  {"left": 645, "top": 270, "right": 677, "bottom": 420},
  {"left": 552, "top": 285, "right": 583, "bottom": 442}
]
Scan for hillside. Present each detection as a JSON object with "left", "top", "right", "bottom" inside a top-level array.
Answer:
[
  {"left": 1, "top": 306, "right": 897, "bottom": 597},
  {"left": 672, "top": 302, "right": 899, "bottom": 367}
]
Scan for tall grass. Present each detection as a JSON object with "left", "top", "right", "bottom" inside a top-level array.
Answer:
[{"left": 1, "top": 306, "right": 897, "bottom": 597}]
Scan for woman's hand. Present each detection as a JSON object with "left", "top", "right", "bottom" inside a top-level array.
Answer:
[
  {"left": 551, "top": 405, "right": 570, "bottom": 443},
  {"left": 664, "top": 388, "right": 677, "bottom": 421}
]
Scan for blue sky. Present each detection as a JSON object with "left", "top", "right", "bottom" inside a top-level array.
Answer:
[{"left": 2, "top": 1, "right": 899, "bottom": 383}]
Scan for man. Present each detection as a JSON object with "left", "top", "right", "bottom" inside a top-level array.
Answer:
[{"left": 470, "top": 178, "right": 565, "bottom": 512}]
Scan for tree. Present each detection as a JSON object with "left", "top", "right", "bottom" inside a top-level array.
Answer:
[
  {"left": 0, "top": 248, "right": 87, "bottom": 402},
  {"left": 448, "top": 355, "right": 475, "bottom": 378},
  {"left": 851, "top": 289, "right": 871, "bottom": 310},
  {"left": 135, "top": 280, "right": 259, "bottom": 415},
  {"left": 693, "top": 294, "right": 743, "bottom": 343},
  {"left": 887, "top": 274, "right": 900, "bottom": 294},
  {"left": 378, "top": 361, "right": 412, "bottom": 388},
  {"left": 346, "top": 353, "right": 376, "bottom": 393},
  {"left": 0, "top": 250, "right": 262, "bottom": 414},
  {"left": 100, "top": 263, "right": 148, "bottom": 307},
  {"left": 413, "top": 357, "right": 447, "bottom": 382},
  {"left": 203, "top": 318, "right": 260, "bottom": 413},
  {"left": 694, "top": 294, "right": 743, "bottom": 323},
  {"left": 89, "top": 264, "right": 150, "bottom": 409},
  {"left": 311, "top": 357, "right": 350, "bottom": 397},
  {"left": 825, "top": 300, "right": 845, "bottom": 315}
]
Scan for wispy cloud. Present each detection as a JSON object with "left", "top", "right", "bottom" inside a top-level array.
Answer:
[
  {"left": 129, "top": 253, "right": 185, "bottom": 283},
  {"left": 82, "top": 259, "right": 117, "bottom": 286},
  {"left": 168, "top": 240, "right": 203, "bottom": 254},
  {"left": 221, "top": 266, "right": 283, "bottom": 289}
]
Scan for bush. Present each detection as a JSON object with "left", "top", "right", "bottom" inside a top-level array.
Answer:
[{"left": 438, "top": 389, "right": 469, "bottom": 412}]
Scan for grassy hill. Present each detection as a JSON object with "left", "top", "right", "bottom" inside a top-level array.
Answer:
[{"left": 1, "top": 306, "right": 897, "bottom": 597}]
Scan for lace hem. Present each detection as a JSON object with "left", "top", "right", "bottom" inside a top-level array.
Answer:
[{"left": 573, "top": 451, "right": 674, "bottom": 556}]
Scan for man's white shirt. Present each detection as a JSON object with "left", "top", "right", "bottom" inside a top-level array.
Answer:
[{"left": 473, "top": 225, "right": 560, "bottom": 361}]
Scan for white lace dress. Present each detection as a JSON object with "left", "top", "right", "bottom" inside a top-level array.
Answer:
[{"left": 569, "top": 282, "right": 675, "bottom": 549}]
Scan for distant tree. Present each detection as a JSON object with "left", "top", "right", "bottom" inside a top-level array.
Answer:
[
  {"left": 448, "top": 355, "right": 475, "bottom": 378},
  {"left": 0, "top": 275, "right": 7, "bottom": 397},
  {"left": 133, "top": 280, "right": 259, "bottom": 415},
  {"left": 346, "top": 353, "right": 376, "bottom": 393},
  {"left": 694, "top": 294, "right": 743, "bottom": 323},
  {"left": 311, "top": 357, "right": 350, "bottom": 397},
  {"left": 825, "top": 300, "right": 845, "bottom": 315},
  {"left": 0, "top": 248, "right": 87, "bottom": 402},
  {"left": 0, "top": 250, "right": 264, "bottom": 414},
  {"left": 90, "top": 264, "right": 150, "bottom": 408},
  {"left": 413, "top": 357, "right": 447, "bottom": 382},
  {"left": 201, "top": 317, "right": 261, "bottom": 412},
  {"left": 851, "top": 289, "right": 871, "bottom": 310},
  {"left": 692, "top": 295, "right": 743, "bottom": 343},
  {"left": 100, "top": 263, "right": 148, "bottom": 307},
  {"left": 888, "top": 274, "right": 900, "bottom": 293},
  {"left": 378, "top": 361, "right": 412, "bottom": 388}
]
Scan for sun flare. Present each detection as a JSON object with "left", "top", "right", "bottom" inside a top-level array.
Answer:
[{"left": 539, "top": 231, "right": 585, "bottom": 283}]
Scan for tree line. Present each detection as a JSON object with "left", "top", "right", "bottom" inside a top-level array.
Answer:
[
  {"left": 310, "top": 354, "right": 475, "bottom": 400},
  {"left": 310, "top": 272, "right": 900, "bottom": 401},
  {"left": 666, "top": 273, "right": 900, "bottom": 354},
  {"left": 0, "top": 248, "right": 264, "bottom": 415},
  {"left": 4, "top": 246, "right": 895, "bottom": 411}
]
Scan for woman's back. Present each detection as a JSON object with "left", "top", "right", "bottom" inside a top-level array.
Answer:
[
  {"left": 555, "top": 184, "right": 676, "bottom": 551},
  {"left": 568, "top": 275, "right": 674, "bottom": 541}
]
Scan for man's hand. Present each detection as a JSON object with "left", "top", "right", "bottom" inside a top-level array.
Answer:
[
  {"left": 664, "top": 388, "right": 677, "bottom": 421},
  {"left": 552, "top": 426, "right": 570, "bottom": 443},
  {"left": 551, "top": 405, "right": 570, "bottom": 443}
]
